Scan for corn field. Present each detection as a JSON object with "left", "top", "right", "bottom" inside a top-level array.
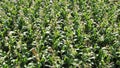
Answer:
[{"left": 0, "top": 0, "right": 120, "bottom": 68}]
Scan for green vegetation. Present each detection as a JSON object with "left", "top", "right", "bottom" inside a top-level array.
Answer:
[{"left": 0, "top": 0, "right": 120, "bottom": 68}]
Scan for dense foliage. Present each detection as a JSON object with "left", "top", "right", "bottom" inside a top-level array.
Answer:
[{"left": 0, "top": 0, "right": 120, "bottom": 68}]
